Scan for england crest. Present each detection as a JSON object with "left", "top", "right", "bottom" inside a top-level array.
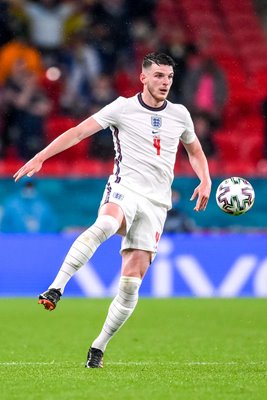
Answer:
[{"left": 151, "top": 115, "right": 162, "bottom": 129}]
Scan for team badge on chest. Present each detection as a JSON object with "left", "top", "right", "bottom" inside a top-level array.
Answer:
[{"left": 151, "top": 115, "right": 162, "bottom": 129}]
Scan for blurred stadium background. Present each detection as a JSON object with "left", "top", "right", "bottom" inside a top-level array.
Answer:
[{"left": 0, "top": 0, "right": 267, "bottom": 298}]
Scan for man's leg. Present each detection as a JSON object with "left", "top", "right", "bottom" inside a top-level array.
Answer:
[
  {"left": 86, "top": 249, "right": 151, "bottom": 368},
  {"left": 48, "top": 215, "right": 120, "bottom": 293},
  {"left": 39, "top": 203, "right": 125, "bottom": 310}
]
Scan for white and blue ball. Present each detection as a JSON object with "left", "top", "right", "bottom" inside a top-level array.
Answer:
[{"left": 216, "top": 177, "right": 255, "bottom": 216}]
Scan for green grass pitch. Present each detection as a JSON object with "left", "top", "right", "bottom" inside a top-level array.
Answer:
[{"left": 1, "top": 298, "right": 267, "bottom": 400}]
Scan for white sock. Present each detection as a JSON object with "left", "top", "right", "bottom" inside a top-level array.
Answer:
[
  {"left": 91, "top": 276, "right": 142, "bottom": 352},
  {"left": 49, "top": 215, "right": 120, "bottom": 293}
]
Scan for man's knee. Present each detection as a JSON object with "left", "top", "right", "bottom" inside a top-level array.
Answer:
[
  {"left": 118, "top": 276, "right": 141, "bottom": 308},
  {"left": 121, "top": 249, "right": 151, "bottom": 278},
  {"left": 83, "top": 215, "right": 120, "bottom": 243},
  {"left": 120, "top": 276, "right": 141, "bottom": 294}
]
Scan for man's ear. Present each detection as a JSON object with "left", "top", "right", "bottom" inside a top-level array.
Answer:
[{"left": 140, "top": 72, "right": 146, "bottom": 84}]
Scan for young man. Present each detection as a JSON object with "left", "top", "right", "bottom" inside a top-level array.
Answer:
[{"left": 14, "top": 52, "right": 212, "bottom": 368}]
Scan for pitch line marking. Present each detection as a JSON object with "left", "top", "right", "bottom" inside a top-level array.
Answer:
[
  {"left": 0, "top": 361, "right": 267, "bottom": 366},
  {"left": 108, "top": 361, "right": 267, "bottom": 366}
]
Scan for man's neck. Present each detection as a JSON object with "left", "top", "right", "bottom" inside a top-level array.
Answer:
[{"left": 141, "top": 92, "right": 165, "bottom": 109}]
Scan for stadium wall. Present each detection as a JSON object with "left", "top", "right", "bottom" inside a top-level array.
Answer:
[
  {"left": 1, "top": 233, "right": 267, "bottom": 297},
  {"left": 0, "top": 177, "right": 266, "bottom": 230}
]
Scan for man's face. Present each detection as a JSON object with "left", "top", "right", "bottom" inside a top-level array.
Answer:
[{"left": 141, "top": 63, "right": 174, "bottom": 102}]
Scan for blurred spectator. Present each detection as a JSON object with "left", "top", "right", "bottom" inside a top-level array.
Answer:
[
  {"left": 88, "top": 124, "right": 114, "bottom": 161},
  {"left": 89, "top": 0, "right": 132, "bottom": 73},
  {"left": 0, "top": 22, "right": 43, "bottom": 86},
  {"left": 130, "top": 18, "right": 160, "bottom": 68},
  {"left": 0, "top": 0, "right": 14, "bottom": 47},
  {"left": 192, "top": 111, "right": 216, "bottom": 158},
  {"left": 22, "top": 0, "right": 74, "bottom": 64},
  {"left": 63, "top": 0, "right": 91, "bottom": 40},
  {"left": 160, "top": 27, "right": 197, "bottom": 103},
  {"left": 39, "top": 64, "right": 65, "bottom": 116},
  {"left": 114, "top": 56, "right": 141, "bottom": 98},
  {"left": 164, "top": 190, "right": 196, "bottom": 233},
  {"left": 126, "top": 0, "right": 157, "bottom": 23},
  {"left": 0, "top": 178, "right": 58, "bottom": 233},
  {"left": 182, "top": 57, "right": 227, "bottom": 127},
  {"left": 60, "top": 29, "right": 102, "bottom": 117},
  {"left": 1, "top": 59, "right": 51, "bottom": 159},
  {"left": 90, "top": 73, "right": 117, "bottom": 107},
  {"left": 88, "top": 75, "right": 117, "bottom": 160}
]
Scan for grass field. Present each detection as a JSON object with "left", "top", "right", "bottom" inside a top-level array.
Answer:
[{"left": 1, "top": 298, "right": 267, "bottom": 400}]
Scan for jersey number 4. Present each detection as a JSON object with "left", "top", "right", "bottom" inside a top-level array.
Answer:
[{"left": 153, "top": 137, "right": 161, "bottom": 155}]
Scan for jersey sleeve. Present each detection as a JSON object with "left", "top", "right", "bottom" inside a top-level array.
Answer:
[
  {"left": 92, "top": 97, "right": 127, "bottom": 129},
  {"left": 180, "top": 107, "right": 197, "bottom": 144}
]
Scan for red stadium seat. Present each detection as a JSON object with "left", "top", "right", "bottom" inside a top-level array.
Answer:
[
  {"left": 220, "top": 160, "right": 257, "bottom": 176},
  {"left": 214, "top": 129, "right": 264, "bottom": 165},
  {"left": 45, "top": 116, "right": 90, "bottom": 162}
]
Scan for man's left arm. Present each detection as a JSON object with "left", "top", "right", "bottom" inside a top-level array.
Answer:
[{"left": 183, "top": 137, "right": 212, "bottom": 211}]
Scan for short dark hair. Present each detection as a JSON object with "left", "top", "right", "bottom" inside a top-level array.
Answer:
[{"left": 142, "top": 52, "right": 175, "bottom": 69}]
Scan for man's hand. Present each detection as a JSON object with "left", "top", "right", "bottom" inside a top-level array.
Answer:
[
  {"left": 13, "top": 155, "right": 43, "bottom": 182},
  {"left": 190, "top": 180, "right": 212, "bottom": 211}
]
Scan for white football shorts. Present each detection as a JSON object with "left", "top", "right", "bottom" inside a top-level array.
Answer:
[{"left": 100, "top": 181, "right": 167, "bottom": 257}]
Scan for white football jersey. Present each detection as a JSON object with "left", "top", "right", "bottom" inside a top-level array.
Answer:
[{"left": 93, "top": 93, "right": 196, "bottom": 209}]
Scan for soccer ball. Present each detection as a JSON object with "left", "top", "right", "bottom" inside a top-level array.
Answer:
[{"left": 216, "top": 177, "right": 255, "bottom": 216}]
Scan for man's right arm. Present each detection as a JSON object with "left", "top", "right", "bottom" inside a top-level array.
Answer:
[
  {"left": 14, "top": 116, "right": 103, "bottom": 181},
  {"left": 183, "top": 137, "right": 212, "bottom": 212}
]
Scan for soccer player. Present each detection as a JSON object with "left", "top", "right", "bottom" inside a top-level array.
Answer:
[{"left": 14, "top": 52, "right": 212, "bottom": 368}]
